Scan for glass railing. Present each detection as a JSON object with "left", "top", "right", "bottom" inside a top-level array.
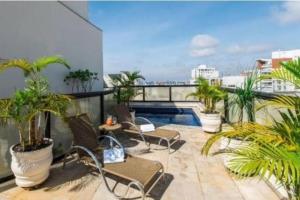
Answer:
[
  {"left": 223, "top": 87, "right": 292, "bottom": 125},
  {"left": 127, "top": 85, "right": 291, "bottom": 126},
  {"left": 130, "top": 85, "right": 198, "bottom": 102},
  {"left": 0, "top": 89, "right": 115, "bottom": 181}
]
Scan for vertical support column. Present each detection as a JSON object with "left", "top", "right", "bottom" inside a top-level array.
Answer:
[
  {"left": 142, "top": 87, "right": 145, "bottom": 102},
  {"left": 117, "top": 87, "right": 121, "bottom": 104},
  {"left": 100, "top": 94, "right": 105, "bottom": 124},
  {"left": 45, "top": 112, "right": 51, "bottom": 138},
  {"left": 250, "top": 97, "right": 255, "bottom": 122},
  {"left": 224, "top": 93, "right": 229, "bottom": 123},
  {"left": 169, "top": 86, "right": 172, "bottom": 102}
]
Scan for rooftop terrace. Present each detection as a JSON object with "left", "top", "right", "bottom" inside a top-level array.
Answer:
[
  {"left": 0, "top": 84, "right": 288, "bottom": 200},
  {"left": 0, "top": 121, "right": 279, "bottom": 200}
]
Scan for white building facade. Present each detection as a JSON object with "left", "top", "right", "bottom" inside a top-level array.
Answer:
[
  {"left": 0, "top": 1, "right": 103, "bottom": 98},
  {"left": 0, "top": 1, "right": 103, "bottom": 179},
  {"left": 190, "top": 65, "right": 220, "bottom": 85},
  {"left": 257, "top": 50, "right": 300, "bottom": 93},
  {"left": 222, "top": 75, "right": 246, "bottom": 88}
]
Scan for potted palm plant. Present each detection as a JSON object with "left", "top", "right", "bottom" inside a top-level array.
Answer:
[
  {"left": 220, "top": 72, "right": 257, "bottom": 163},
  {"left": 112, "top": 71, "right": 145, "bottom": 119},
  {"left": 64, "top": 69, "right": 98, "bottom": 92},
  {"left": 186, "top": 77, "right": 226, "bottom": 133},
  {"left": 202, "top": 58, "right": 300, "bottom": 200},
  {"left": 0, "top": 56, "right": 72, "bottom": 187}
]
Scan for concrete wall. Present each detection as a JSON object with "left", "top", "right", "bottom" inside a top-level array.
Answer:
[
  {"left": 0, "top": 1, "right": 103, "bottom": 98},
  {"left": 61, "top": 1, "right": 88, "bottom": 19}
]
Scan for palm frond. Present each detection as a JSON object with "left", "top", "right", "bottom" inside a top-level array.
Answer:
[
  {"left": 0, "top": 58, "right": 32, "bottom": 75},
  {"left": 201, "top": 123, "right": 284, "bottom": 156},
  {"left": 0, "top": 99, "right": 12, "bottom": 125},
  {"left": 224, "top": 141, "right": 300, "bottom": 186},
  {"left": 32, "top": 56, "right": 70, "bottom": 72},
  {"left": 269, "top": 58, "right": 300, "bottom": 88}
]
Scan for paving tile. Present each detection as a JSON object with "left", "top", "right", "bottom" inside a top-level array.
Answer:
[{"left": 0, "top": 121, "right": 280, "bottom": 200}]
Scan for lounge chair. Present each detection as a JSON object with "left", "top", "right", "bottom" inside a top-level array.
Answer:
[
  {"left": 114, "top": 105, "right": 181, "bottom": 153},
  {"left": 64, "top": 114, "right": 164, "bottom": 200}
]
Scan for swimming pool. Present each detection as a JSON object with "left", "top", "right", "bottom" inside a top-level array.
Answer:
[{"left": 134, "top": 107, "right": 201, "bottom": 126}]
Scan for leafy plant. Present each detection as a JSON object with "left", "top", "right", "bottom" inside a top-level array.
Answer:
[
  {"left": 201, "top": 59, "right": 300, "bottom": 200},
  {"left": 186, "top": 77, "right": 226, "bottom": 113},
  {"left": 112, "top": 71, "right": 145, "bottom": 109},
  {"left": 229, "top": 71, "right": 257, "bottom": 124},
  {"left": 64, "top": 69, "right": 98, "bottom": 92},
  {"left": 0, "top": 56, "right": 72, "bottom": 151}
]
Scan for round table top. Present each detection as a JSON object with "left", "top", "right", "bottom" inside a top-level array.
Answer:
[{"left": 98, "top": 123, "right": 122, "bottom": 131}]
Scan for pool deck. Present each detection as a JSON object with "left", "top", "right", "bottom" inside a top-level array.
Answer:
[{"left": 0, "top": 123, "right": 279, "bottom": 200}]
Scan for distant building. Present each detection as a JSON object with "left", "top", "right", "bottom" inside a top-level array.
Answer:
[
  {"left": 144, "top": 81, "right": 189, "bottom": 85},
  {"left": 256, "top": 59, "right": 273, "bottom": 92},
  {"left": 190, "top": 65, "right": 220, "bottom": 85},
  {"left": 222, "top": 75, "right": 246, "bottom": 88},
  {"left": 257, "top": 49, "right": 300, "bottom": 93}
]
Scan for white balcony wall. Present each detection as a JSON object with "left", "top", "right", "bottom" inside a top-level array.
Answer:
[
  {"left": 61, "top": 1, "right": 88, "bottom": 19},
  {"left": 0, "top": 1, "right": 103, "bottom": 98}
]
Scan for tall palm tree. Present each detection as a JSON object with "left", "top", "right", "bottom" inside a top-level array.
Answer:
[
  {"left": 201, "top": 59, "right": 300, "bottom": 200},
  {"left": 0, "top": 56, "right": 72, "bottom": 150}
]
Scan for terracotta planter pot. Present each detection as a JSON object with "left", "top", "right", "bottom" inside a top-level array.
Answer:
[
  {"left": 10, "top": 138, "right": 53, "bottom": 187},
  {"left": 200, "top": 112, "right": 221, "bottom": 133}
]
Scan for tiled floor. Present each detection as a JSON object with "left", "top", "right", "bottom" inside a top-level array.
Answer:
[{"left": 0, "top": 124, "right": 279, "bottom": 200}]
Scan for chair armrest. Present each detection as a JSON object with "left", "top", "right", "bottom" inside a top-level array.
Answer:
[
  {"left": 98, "top": 135, "right": 125, "bottom": 151},
  {"left": 135, "top": 117, "right": 155, "bottom": 127},
  {"left": 120, "top": 121, "right": 148, "bottom": 144},
  {"left": 121, "top": 121, "right": 141, "bottom": 132},
  {"left": 65, "top": 145, "right": 103, "bottom": 171}
]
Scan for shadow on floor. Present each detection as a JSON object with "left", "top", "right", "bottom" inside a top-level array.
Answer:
[
  {"left": 147, "top": 138, "right": 186, "bottom": 153},
  {"left": 115, "top": 131, "right": 186, "bottom": 153},
  {"left": 42, "top": 161, "right": 98, "bottom": 192},
  {"left": 105, "top": 172, "right": 174, "bottom": 200},
  {"left": 148, "top": 173, "right": 174, "bottom": 200},
  {"left": 34, "top": 158, "right": 173, "bottom": 200}
]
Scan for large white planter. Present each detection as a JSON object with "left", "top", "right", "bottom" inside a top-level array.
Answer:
[
  {"left": 200, "top": 112, "right": 221, "bottom": 133},
  {"left": 220, "top": 137, "right": 248, "bottom": 168},
  {"left": 220, "top": 138, "right": 289, "bottom": 198},
  {"left": 10, "top": 138, "right": 53, "bottom": 188},
  {"left": 266, "top": 174, "right": 288, "bottom": 199}
]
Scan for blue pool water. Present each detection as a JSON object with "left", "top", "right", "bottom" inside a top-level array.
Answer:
[{"left": 134, "top": 107, "right": 201, "bottom": 126}]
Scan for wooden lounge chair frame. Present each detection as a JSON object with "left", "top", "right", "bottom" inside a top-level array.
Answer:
[
  {"left": 63, "top": 114, "right": 165, "bottom": 200},
  {"left": 115, "top": 105, "right": 181, "bottom": 153}
]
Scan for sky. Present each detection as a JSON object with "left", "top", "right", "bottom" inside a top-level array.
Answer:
[{"left": 89, "top": 1, "right": 300, "bottom": 81}]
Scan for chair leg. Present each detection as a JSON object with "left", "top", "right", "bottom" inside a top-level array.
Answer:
[
  {"left": 167, "top": 140, "right": 171, "bottom": 154},
  {"left": 126, "top": 181, "right": 145, "bottom": 200}
]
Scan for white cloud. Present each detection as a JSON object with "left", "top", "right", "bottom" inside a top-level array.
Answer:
[
  {"left": 190, "top": 34, "right": 219, "bottom": 57},
  {"left": 273, "top": 1, "right": 300, "bottom": 24},
  {"left": 190, "top": 48, "right": 216, "bottom": 57},
  {"left": 191, "top": 34, "right": 219, "bottom": 48},
  {"left": 227, "top": 44, "right": 271, "bottom": 54}
]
